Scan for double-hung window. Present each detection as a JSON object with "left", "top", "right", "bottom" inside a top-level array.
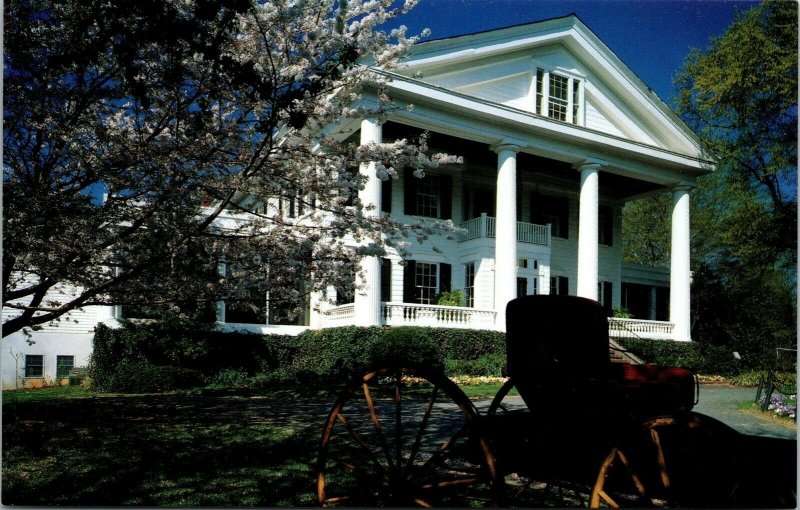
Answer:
[
  {"left": 464, "top": 262, "right": 476, "bottom": 307},
  {"left": 534, "top": 67, "right": 583, "bottom": 125},
  {"left": 416, "top": 175, "right": 441, "bottom": 218},
  {"left": 57, "top": 355, "right": 75, "bottom": 379},
  {"left": 25, "top": 355, "right": 44, "bottom": 378},
  {"left": 415, "top": 262, "right": 439, "bottom": 305}
]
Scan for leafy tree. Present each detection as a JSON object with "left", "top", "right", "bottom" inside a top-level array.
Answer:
[
  {"left": 675, "top": 0, "right": 797, "bottom": 264},
  {"left": 3, "top": 0, "right": 452, "bottom": 337},
  {"left": 623, "top": 1, "right": 797, "bottom": 364}
]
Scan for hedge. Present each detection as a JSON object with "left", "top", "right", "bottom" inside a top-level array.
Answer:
[
  {"left": 88, "top": 323, "right": 507, "bottom": 391},
  {"left": 618, "top": 338, "right": 740, "bottom": 375}
]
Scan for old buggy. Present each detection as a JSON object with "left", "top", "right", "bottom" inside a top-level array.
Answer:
[{"left": 315, "top": 295, "right": 797, "bottom": 507}]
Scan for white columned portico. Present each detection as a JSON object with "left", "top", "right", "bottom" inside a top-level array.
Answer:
[
  {"left": 493, "top": 143, "right": 520, "bottom": 331},
  {"left": 576, "top": 162, "right": 602, "bottom": 300},
  {"left": 353, "top": 118, "right": 383, "bottom": 326},
  {"left": 670, "top": 186, "right": 692, "bottom": 341}
]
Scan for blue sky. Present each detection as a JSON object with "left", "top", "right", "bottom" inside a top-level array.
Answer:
[{"left": 390, "top": 0, "right": 760, "bottom": 106}]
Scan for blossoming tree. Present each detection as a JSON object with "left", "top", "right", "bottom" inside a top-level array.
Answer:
[{"left": 3, "top": 0, "right": 457, "bottom": 337}]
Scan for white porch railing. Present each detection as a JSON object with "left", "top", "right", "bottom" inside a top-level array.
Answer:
[
  {"left": 608, "top": 317, "right": 675, "bottom": 340},
  {"left": 322, "top": 303, "right": 676, "bottom": 340},
  {"left": 321, "top": 303, "right": 355, "bottom": 326},
  {"left": 459, "top": 213, "right": 550, "bottom": 246},
  {"left": 382, "top": 302, "right": 496, "bottom": 329}
]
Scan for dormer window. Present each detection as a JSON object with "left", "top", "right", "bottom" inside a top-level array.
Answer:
[{"left": 534, "top": 67, "right": 583, "bottom": 125}]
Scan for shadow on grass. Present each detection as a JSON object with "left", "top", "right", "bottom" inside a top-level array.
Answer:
[{"left": 2, "top": 393, "right": 336, "bottom": 506}]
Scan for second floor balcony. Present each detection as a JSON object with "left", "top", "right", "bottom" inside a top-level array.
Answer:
[{"left": 459, "top": 213, "right": 551, "bottom": 246}]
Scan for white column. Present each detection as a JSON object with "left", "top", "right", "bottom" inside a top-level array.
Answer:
[
  {"left": 354, "top": 118, "right": 383, "bottom": 326},
  {"left": 493, "top": 143, "right": 520, "bottom": 331},
  {"left": 670, "top": 186, "right": 692, "bottom": 341},
  {"left": 577, "top": 162, "right": 601, "bottom": 300}
]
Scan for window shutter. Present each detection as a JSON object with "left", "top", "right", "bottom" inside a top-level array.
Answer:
[
  {"left": 381, "top": 179, "right": 392, "bottom": 213},
  {"left": 380, "top": 258, "right": 392, "bottom": 302},
  {"left": 439, "top": 175, "right": 452, "bottom": 219},
  {"left": 603, "top": 282, "right": 613, "bottom": 315},
  {"left": 439, "top": 263, "right": 452, "bottom": 293},
  {"left": 403, "top": 168, "right": 417, "bottom": 215},
  {"left": 559, "top": 276, "right": 569, "bottom": 296},
  {"left": 403, "top": 260, "right": 417, "bottom": 303}
]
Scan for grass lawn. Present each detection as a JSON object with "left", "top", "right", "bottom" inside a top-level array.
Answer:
[{"left": 2, "top": 380, "right": 513, "bottom": 506}]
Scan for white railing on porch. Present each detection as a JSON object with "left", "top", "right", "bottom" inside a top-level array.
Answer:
[
  {"left": 382, "top": 302, "right": 496, "bottom": 329},
  {"left": 322, "top": 303, "right": 676, "bottom": 340},
  {"left": 608, "top": 317, "right": 675, "bottom": 340},
  {"left": 459, "top": 213, "right": 550, "bottom": 246},
  {"left": 321, "top": 303, "right": 355, "bottom": 325}
]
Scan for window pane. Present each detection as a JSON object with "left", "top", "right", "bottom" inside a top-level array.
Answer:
[
  {"left": 415, "top": 262, "right": 438, "bottom": 304},
  {"left": 548, "top": 74, "right": 569, "bottom": 121},
  {"left": 57, "top": 355, "right": 75, "bottom": 379},
  {"left": 416, "top": 175, "right": 441, "bottom": 218},
  {"left": 25, "top": 355, "right": 43, "bottom": 378},
  {"left": 464, "top": 262, "right": 476, "bottom": 308},
  {"left": 572, "top": 79, "right": 581, "bottom": 124}
]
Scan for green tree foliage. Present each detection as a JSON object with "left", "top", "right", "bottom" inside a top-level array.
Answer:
[
  {"left": 623, "top": 1, "right": 797, "bottom": 365},
  {"left": 676, "top": 0, "right": 797, "bottom": 262}
]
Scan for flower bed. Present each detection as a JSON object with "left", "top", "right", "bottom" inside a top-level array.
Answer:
[{"left": 758, "top": 393, "right": 797, "bottom": 420}]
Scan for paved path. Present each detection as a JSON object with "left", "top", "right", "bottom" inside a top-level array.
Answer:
[
  {"left": 474, "top": 384, "right": 796, "bottom": 440},
  {"left": 693, "top": 384, "right": 796, "bottom": 439}
]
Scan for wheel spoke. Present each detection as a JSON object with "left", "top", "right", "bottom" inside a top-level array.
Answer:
[
  {"left": 318, "top": 368, "right": 500, "bottom": 507},
  {"left": 395, "top": 370, "right": 403, "bottom": 470},
  {"left": 421, "top": 422, "right": 469, "bottom": 470},
  {"left": 335, "top": 412, "right": 387, "bottom": 476},
  {"left": 363, "top": 382, "right": 397, "bottom": 473},
  {"left": 649, "top": 428, "right": 671, "bottom": 490},
  {"left": 405, "top": 386, "right": 439, "bottom": 472}
]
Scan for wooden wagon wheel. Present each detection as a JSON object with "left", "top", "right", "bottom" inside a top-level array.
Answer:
[
  {"left": 589, "top": 412, "right": 742, "bottom": 508},
  {"left": 316, "top": 367, "right": 502, "bottom": 507}
]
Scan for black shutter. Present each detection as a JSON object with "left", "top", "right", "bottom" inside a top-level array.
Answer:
[
  {"left": 439, "top": 263, "right": 452, "bottom": 293},
  {"left": 404, "top": 168, "right": 417, "bottom": 216},
  {"left": 403, "top": 260, "right": 417, "bottom": 303},
  {"left": 603, "top": 282, "right": 613, "bottom": 315},
  {"left": 439, "top": 175, "right": 452, "bottom": 219},
  {"left": 559, "top": 276, "right": 569, "bottom": 296},
  {"left": 380, "top": 258, "right": 392, "bottom": 302},
  {"left": 381, "top": 178, "right": 392, "bottom": 213}
]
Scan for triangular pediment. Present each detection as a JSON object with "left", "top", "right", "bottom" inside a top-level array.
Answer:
[{"left": 393, "top": 15, "right": 702, "bottom": 158}]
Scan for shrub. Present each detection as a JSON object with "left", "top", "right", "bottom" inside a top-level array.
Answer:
[
  {"left": 436, "top": 289, "right": 465, "bottom": 307},
  {"left": 370, "top": 327, "right": 444, "bottom": 372},
  {"left": 106, "top": 361, "right": 203, "bottom": 393},
  {"left": 207, "top": 368, "right": 249, "bottom": 388},
  {"left": 427, "top": 328, "right": 506, "bottom": 360},
  {"left": 618, "top": 338, "right": 740, "bottom": 375},
  {"left": 444, "top": 352, "right": 505, "bottom": 377},
  {"left": 290, "top": 326, "right": 385, "bottom": 382}
]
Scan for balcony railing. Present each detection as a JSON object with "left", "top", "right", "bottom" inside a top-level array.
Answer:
[
  {"left": 322, "top": 303, "right": 677, "bottom": 340},
  {"left": 460, "top": 213, "right": 550, "bottom": 246},
  {"left": 321, "top": 303, "right": 355, "bottom": 325},
  {"left": 608, "top": 317, "right": 675, "bottom": 340}
]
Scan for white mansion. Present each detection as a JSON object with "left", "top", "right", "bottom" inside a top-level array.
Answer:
[{"left": 2, "top": 15, "right": 713, "bottom": 389}]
